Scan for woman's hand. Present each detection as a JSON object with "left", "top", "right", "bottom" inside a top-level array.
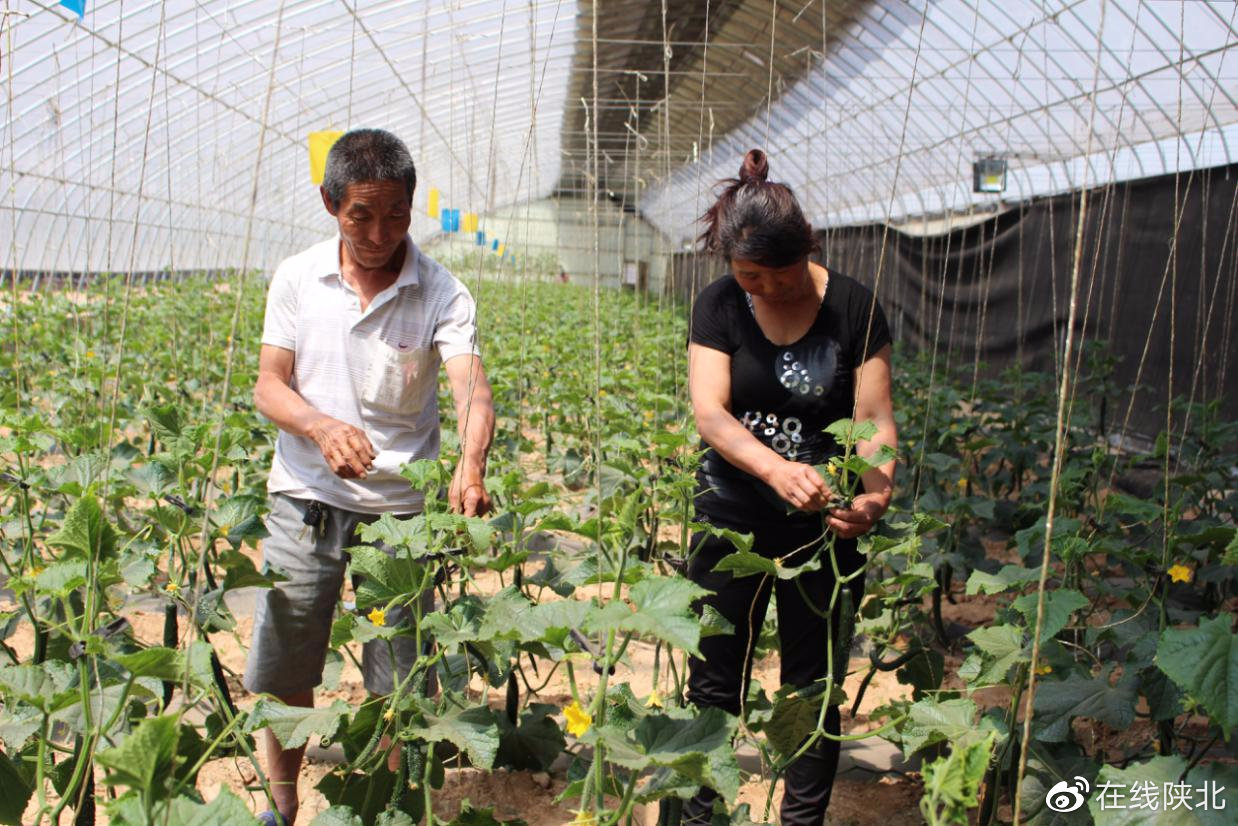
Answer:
[
  {"left": 825, "top": 492, "right": 889, "bottom": 538},
  {"left": 765, "top": 459, "right": 834, "bottom": 512}
]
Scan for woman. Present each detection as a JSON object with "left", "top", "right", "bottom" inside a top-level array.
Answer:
[{"left": 684, "top": 149, "right": 896, "bottom": 825}]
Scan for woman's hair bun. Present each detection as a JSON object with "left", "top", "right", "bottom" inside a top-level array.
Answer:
[{"left": 739, "top": 149, "right": 769, "bottom": 184}]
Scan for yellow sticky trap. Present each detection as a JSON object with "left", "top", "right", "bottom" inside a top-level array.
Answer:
[
  {"left": 462, "top": 212, "right": 479, "bottom": 233},
  {"left": 427, "top": 188, "right": 440, "bottom": 219},
  {"left": 497, "top": 243, "right": 506, "bottom": 257},
  {"left": 308, "top": 131, "right": 343, "bottom": 185}
]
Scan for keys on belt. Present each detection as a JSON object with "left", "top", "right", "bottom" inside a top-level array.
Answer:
[{"left": 302, "top": 500, "right": 328, "bottom": 539}]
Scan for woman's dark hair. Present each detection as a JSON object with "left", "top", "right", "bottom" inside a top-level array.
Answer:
[{"left": 699, "top": 149, "right": 817, "bottom": 268}]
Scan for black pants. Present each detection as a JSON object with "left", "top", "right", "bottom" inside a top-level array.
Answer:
[{"left": 682, "top": 516, "right": 865, "bottom": 826}]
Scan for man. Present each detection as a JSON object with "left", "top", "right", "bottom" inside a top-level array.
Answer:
[{"left": 244, "top": 128, "right": 494, "bottom": 825}]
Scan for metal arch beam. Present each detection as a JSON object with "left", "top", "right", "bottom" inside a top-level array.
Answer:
[{"left": 1122, "top": 0, "right": 1234, "bottom": 170}]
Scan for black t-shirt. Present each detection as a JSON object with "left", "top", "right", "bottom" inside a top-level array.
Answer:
[{"left": 690, "top": 271, "right": 892, "bottom": 525}]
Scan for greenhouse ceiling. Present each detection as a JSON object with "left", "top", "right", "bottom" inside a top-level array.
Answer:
[{"left": 3, "top": 0, "right": 1236, "bottom": 272}]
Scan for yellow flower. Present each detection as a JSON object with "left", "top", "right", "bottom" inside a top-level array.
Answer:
[
  {"left": 825, "top": 463, "right": 838, "bottom": 477},
  {"left": 1035, "top": 663, "right": 1052, "bottom": 676},
  {"left": 383, "top": 707, "right": 396, "bottom": 722},
  {"left": 164, "top": 581, "right": 180, "bottom": 595},
  {"left": 86, "top": 350, "right": 95, "bottom": 358},
  {"left": 564, "top": 700, "right": 592, "bottom": 738},
  {"left": 368, "top": 607, "right": 387, "bottom": 627},
  {"left": 956, "top": 478, "right": 968, "bottom": 490},
  {"left": 571, "top": 812, "right": 596, "bottom": 826},
  {"left": 1167, "top": 564, "right": 1192, "bottom": 584},
  {"left": 645, "top": 689, "right": 664, "bottom": 709}
]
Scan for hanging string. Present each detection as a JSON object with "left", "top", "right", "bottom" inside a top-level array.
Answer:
[
  {"left": 194, "top": 0, "right": 288, "bottom": 574},
  {"left": 762, "top": 0, "right": 778, "bottom": 148},
  {"left": 101, "top": 0, "right": 168, "bottom": 470},
  {"left": 3, "top": 0, "right": 24, "bottom": 421},
  {"left": 1012, "top": 0, "right": 1108, "bottom": 817},
  {"left": 848, "top": 4, "right": 928, "bottom": 428},
  {"left": 346, "top": 0, "right": 357, "bottom": 125}
]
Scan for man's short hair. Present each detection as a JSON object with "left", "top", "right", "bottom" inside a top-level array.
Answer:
[{"left": 322, "top": 129, "right": 417, "bottom": 207}]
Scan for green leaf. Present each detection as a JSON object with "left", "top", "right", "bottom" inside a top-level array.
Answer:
[
  {"left": 596, "top": 707, "right": 740, "bottom": 800},
  {"left": 823, "top": 418, "right": 878, "bottom": 445},
  {"left": 96, "top": 714, "right": 180, "bottom": 799},
  {"left": 193, "top": 587, "right": 236, "bottom": 633},
  {"left": 165, "top": 787, "right": 256, "bottom": 826},
  {"left": 966, "top": 565, "right": 1040, "bottom": 595},
  {"left": 210, "top": 494, "right": 268, "bottom": 548},
  {"left": 965, "top": 624, "right": 1028, "bottom": 686},
  {"left": 700, "top": 604, "right": 735, "bottom": 638},
  {"left": 0, "top": 703, "right": 41, "bottom": 751},
  {"left": 246, "top": 699, "right": 350, "bottom": 750},
  {"left": 689, "top": 522, "right": 754, "bottom": 554},
  {"left": 349, "top": 545, "right": 428, "bottom": 610},
  {"left": 896, "top": 646, "right": 946, "bottom": 700},
  {"left": 765, "top": 690, "right": 826, "bottom": 760},
  {"left": 218, "top": 549, "right": 285, "bottom": 590},
  {"left": 615, "top": 576, "right": 710, "bottom": 656},
  {"left": 311, "top": 805, "right": 365, "bottom": 826},
  {"left": 47, "top": 452, "right": 111, "bottom": 495},
  {"left": 114, "top": 646, "right": 188, "bottom": 683},
  {"left": 145, "top": 404, "right": 183, "bottom": 442},
  {"left": 712, "top": 550, "right": 773, "bottom": 579},
  {"left": 525, "top": 599, "right": 593, "bottom": 650},
  {"left": 1013, "top": 589, "right": 1090, "bottom": 642},
  {"left": 0, "top": 747, "right": 35, "bottom": 825},
  {"left": 47, "top": 494, "right": 117, "bottom": 560},
  {"left": 417, "top": 705, "right": 500, "bottom": 768},
  {"left": 462, "top": 517, "right": 494, "bottom": 553},
  {"left": 356, "top": 513, "right": 431, "bottom": 557},
  {"left": 444, "top": 801, "right": 529, "bottom": 826},
  {"left": 899, "top": 697, "right": 981, "bottom": 758},
  {"left": 1222, "top": 530, "right": 1238, "bottom": 567},
  {"left": 1033, "top": 669, "right": 1139, "bottom": 743},
  {"left": 1089, "top": 756, "right": 1238, "bottom": 825},
  {"left": 919, "top": 731, "right": 995, "bottom": 826},
  {"left": 1155, "top": 615, "right": 1237, "bottom": 735},
  {"left": 34, "top": 559, "right": 88, "bottom": 595},
  {"left": 1016, "top": 742, "right": 1100, "bottom": 826},
  {"left": 495, "top": 703, "right": 566, "bottom": 771},
  {"left": 475, "top": 586, "right": 537, "bottom": 642},
  {"left": 0, "top": 661, "right": 77, "bottom": 712}
]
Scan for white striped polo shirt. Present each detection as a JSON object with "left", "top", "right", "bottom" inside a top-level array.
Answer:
[{"left": 260, "top": 234, "right": 480, "bottom": 514}]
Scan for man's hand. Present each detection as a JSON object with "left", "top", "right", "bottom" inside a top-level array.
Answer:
[
  {"left": 765, "top": 459, "right": 834, "bottom": 512},
  {"left": 449, "top": 463, "right": 490, "bottom": 516},
  {"left": 308, "top": 417, "right": 376, "bottom": 479},
  {"left": 825, "top": 492, "right": 889, "bottom": 539},
  {"left": 444, "top": 355, "right": 495, "bottom": 518}
]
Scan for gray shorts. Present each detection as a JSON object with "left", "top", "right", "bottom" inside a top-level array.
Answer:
[{"left": 243, "top": 493, "right": 429, "bottom": 697}]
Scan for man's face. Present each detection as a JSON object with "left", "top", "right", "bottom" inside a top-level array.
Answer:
[{"left": 324, "top": 180, "right": 412, "bottom": 270}]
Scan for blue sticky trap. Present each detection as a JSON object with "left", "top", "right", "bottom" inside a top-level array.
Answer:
[
  {"left": 476, "top": 231, "right": 486, "bottom": 246},
  {"left": 60, "top": 0, "right": 86, "bottom": 18},
  {"left": 441, "top": 209, "right": 453, "bottom": 233},
  {"left": 491, "top": 239, "right": 499, "bottom": 251},
  {"left": 450, "top": 209, "right": 461, "bottom": 232}
]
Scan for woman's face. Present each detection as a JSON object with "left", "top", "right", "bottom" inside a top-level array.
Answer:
[{"left": 730, "top": 258, "right": 812, "bottom": 305}]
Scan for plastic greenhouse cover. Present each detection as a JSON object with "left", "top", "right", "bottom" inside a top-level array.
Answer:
[
  {"left": 640, "top": 0, "right": 1238, "bottom": 240},
  {"left": 2, "top": 0, "right": 577, "bottom": 274}
]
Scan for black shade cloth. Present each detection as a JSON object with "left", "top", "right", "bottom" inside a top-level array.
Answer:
[{"left": 811, "top": 163, "right": 1238, "bottom": 443}]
